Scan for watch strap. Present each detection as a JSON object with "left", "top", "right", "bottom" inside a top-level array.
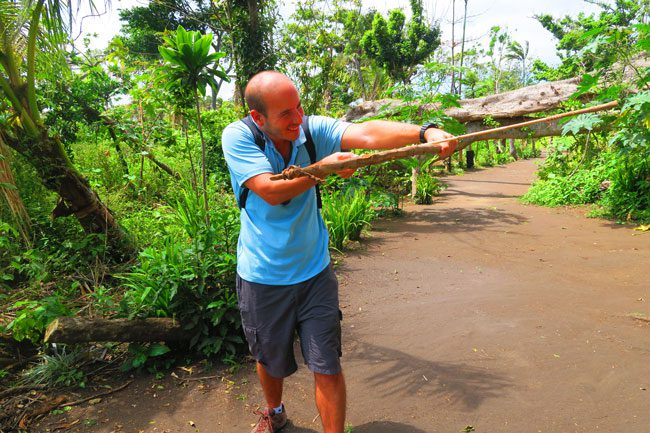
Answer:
[{"left": 419, "top": 123, "right": 438, "bottom": 143}]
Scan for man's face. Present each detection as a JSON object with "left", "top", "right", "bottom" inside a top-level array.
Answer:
[{"left": 252, "top": 80, "right": 304, "bottom": 145}]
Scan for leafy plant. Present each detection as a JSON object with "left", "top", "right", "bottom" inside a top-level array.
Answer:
[
  {"left": 119, "top": 186, "right": 245, "bottom": 360},
  {"left": 7, "top": 297, "right": 72, "bottom": 343},
  {"left": 414, "top": 173, "right": 446, "bottom": 205},
  {"left": 121, "top": 342, "right": 172, "bottom": 371},
  {"left": 322, "top": 188, "right": 375, "bottom": 250},
  {"left": 158, "top": 25, "right": 230, "bottom": 222},
  {"left": 21, "top": 347, "right": 86, "bottom": 388}
]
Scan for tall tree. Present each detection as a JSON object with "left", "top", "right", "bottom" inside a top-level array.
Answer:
[
  {"left": 534, "top": 0, "right": 648, "bottom": 79},
  {"left": 117, "top": 0, "right": 231, "bottom": 107},
  {"left": 0, "top": 0, "right": 133, "bottom": 255},
  {"left": 457, "top": 0, "right": 469, "bottom": 96},
  {"left": 361, "top": 0, "right": 441, "bottom": 84},
  {"left": 336, "top": 1, "right": 378, "bottom": 101},
  {"left": 223, "top": 0, "right": 278, "bottom": 106}
]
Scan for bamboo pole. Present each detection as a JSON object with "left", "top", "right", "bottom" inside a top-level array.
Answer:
[{"left": 270, "top": 101, "right": 618, "bottom": 181}]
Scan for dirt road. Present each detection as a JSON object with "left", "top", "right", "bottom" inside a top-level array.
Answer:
[{"left": 35, "top": 158, "right": 650, "bottom": 433}]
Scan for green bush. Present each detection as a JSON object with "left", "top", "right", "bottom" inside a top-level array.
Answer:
[
  {"left": 21, "top": 347, "right": 87, "bottom": 388},
  {"left": 414, "top": 173, "right": 446, "bottom": 204},
  {"left": 600, "top": 153, "right": 650, "bottom": 221},
  {"left": 119, "top": 186, "right": 245, "bottom": 360},
  {"left": 522, "top": 162, "right": 610, "bottom": 206},
  {"left": 6, "top": 296, "right": 72, "bottom": 343},
  {"left": 322, "top": 188, "right": 375, "bottom": 250},
  {"left": 201, "top": 102, "right": 241, "bottom": 189}
]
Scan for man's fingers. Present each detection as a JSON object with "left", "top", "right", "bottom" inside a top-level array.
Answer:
[{"left": 438, "top": 142, "right": 455, "bottom": 159}]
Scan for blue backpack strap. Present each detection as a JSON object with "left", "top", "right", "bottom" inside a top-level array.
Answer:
[
  {"left": 301, "top": 116, "right": 322, "bottom": 209},
  {"left": 238, "top": 116, "right": 265, "bottom": 209}
]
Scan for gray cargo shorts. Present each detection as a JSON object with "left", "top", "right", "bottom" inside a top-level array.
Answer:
[{"left": 236, "top": 264, "right": 342, "bottom": 378}]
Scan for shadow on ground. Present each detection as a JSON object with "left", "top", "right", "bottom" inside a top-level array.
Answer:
[
  {"left": 444, "top": 188, "right": 523, "bottom": 199},
  {"left": 351, "top": 421, "right": 427, "bottom": 432},
  {"left": 381, "top": 206, "right": 528, "bottom": 235},
  {"left": 346, "top": 340, "right": 513, "bottom": 410},
  {"left": 284, "top": 421, "right": 320, "bottom": 432}
]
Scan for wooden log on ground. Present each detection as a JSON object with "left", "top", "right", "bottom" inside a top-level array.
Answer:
[{"left": 44, "top": 317, "right": 192, "bottom": 343}]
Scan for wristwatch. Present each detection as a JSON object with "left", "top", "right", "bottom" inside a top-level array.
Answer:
[{"left": 419, "top": 123, "right": 438, "bottom": 143}]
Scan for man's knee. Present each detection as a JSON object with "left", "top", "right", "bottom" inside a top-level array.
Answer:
[{"left": 314, "top": 370, "right": 345, "bottom": 387}]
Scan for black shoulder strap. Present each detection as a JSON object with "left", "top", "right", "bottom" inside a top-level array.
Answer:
[
  {"left": 301, "top": 116, "right": 322, "bottom": 209},
  {"left": 238, "top": 116, "right": 265, "bottom": 208}
]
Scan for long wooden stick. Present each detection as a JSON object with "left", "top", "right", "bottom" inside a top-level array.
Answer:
[{"left": 270, "top": 100, "right": 618, "bottom": 181}]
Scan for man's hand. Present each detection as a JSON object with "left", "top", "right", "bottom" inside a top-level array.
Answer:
[
  {"left": 424, "top": 128, "right": 458, "bottom": 159},
  {"left": 321, "top": 152, "right": 359, "bottom": 179}
]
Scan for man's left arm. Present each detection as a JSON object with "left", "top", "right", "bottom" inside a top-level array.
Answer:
[{"left": 341, "top": 120, "right": 457, "bottom": 158}]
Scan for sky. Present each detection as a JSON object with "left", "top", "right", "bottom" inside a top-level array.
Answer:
[{"left": 74, "top": 0, "right": 606, "bottom": 97}]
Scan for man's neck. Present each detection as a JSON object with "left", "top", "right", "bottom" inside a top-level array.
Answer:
[{"left": 273, "top": 139, "right": 292, "bottom": 163}]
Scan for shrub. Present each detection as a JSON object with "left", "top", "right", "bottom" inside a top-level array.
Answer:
[
  {"left": 21, "top": 346, "right": 86, "bottom": 388},
  {"left": 414, "top": 173, "right": 446, "bottom": 204},
  {"left": 6, "top": 296, "right": 72, "bottom": 343},
  {"left": 322, "top": 188, "right": 375, "bottom": 250},
  {"left": 522, "top": 163, "right": 610, "bottom": 207},
  {"left": 119, "top": 186, "right": 245, "bottom": 360}
]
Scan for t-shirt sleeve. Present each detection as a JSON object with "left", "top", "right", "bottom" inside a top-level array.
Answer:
[
  {"left": 222, "top": 122, "right": 273, "bottom": 188},
  {"left": 308, "top": 116, "right": 351, "bottom": 160}
]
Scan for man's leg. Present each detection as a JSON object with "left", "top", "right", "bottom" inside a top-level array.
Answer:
[
  {"left": 257, "top": 362, "right": 283, "bottom": 408},
  {"left": 314, "top": 370, "right": 346, "bottom": 433}
]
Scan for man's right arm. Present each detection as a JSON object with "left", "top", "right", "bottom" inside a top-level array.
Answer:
[
  {"left": 244, "top": 173, "right": 317, "bottom": 206},
  {"left": 244, "top": 152, "right": 357, "bottom": 206}
]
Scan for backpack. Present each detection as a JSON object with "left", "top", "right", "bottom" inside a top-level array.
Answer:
[{"left": 238, "top": 115, "right": 322, "bottom": 209}]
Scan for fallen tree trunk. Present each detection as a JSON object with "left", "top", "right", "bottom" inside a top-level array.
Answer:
[
  {"left": 344, "top": 54, "right": 648, "bottom": 123},
  {"left": 344, "top": 77, "right": 583, "bottom": 122},
  {"left": 44, "top": 317, "right": 191, "bottom": 343},
  {"left": 462, "top": 117, "right": 563, "bottom": 143}
]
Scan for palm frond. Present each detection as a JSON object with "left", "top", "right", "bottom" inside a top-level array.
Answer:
[{"left": 0, "top": 1, "right": 30, "bottom": 61}]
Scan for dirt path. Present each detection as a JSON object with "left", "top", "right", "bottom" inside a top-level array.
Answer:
[{"left": 35, "top": 158, "right": 650, "bottom": 433}]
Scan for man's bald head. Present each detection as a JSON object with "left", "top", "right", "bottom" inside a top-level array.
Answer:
[{"left": 245, "top": 71, "right": 296, "bottom": 116}]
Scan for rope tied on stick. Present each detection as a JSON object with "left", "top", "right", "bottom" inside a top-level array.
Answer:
[{"left": 277, "top": 165, "right": 326, "bottom": 182}]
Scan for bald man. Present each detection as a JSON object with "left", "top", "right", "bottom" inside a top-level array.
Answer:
[{"left": 222, "top": 71, "right": 456, "bottom": 433}]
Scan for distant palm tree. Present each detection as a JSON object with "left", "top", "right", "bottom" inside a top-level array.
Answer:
[{"left": 505, "top": 40, "right": 530, "bottom": 85}]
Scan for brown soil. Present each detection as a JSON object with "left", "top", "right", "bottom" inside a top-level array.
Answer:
[{"left": 32, "top": 158, "right": 650, "bottom": 433}]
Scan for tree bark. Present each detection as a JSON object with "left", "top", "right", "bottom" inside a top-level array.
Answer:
[
  {"left": 496, "top": 139, "right": 505, "bottom": 154},
  {"left": 0, "top": 140, "right": 31, "bottom": 241},
  {"left": 344, "top": 77, "right": 583, "bottom": 122},
  {"left": 509, "top": 138, "right": 518, "bottom": 159},
  {"left": 44, "top": 317, "right": 191, "bottom": 343},
  {"left": 5, "top": 132, "right": 134, "bottom": 256}
]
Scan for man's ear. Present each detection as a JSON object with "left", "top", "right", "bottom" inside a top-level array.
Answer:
[{"left": 250, "top": 110, "right": 265, "bottom": 127}]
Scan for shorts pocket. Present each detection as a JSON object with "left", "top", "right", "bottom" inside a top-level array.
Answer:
[{"left": 243, "top": 326, "right": 261, "bottom": 359}]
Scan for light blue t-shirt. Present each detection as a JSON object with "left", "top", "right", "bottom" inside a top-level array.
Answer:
[{"left": 222, "top": 116, "right": 350, "bottom": 285}]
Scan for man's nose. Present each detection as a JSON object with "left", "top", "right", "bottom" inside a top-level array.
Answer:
[{"left": 291, "top": 109, "right": 303, "bottom": 124}]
